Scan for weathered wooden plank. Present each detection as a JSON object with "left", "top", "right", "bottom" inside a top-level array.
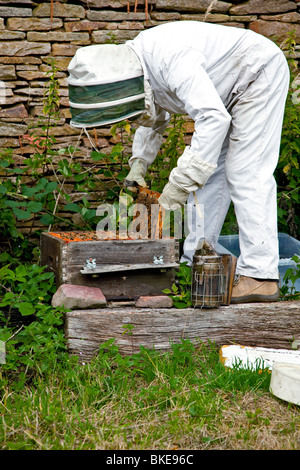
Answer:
[
  {"left": 66, "top": 268, "right": 177, "bottom": 300},
  {"left": 40, "top": 232, "right": 179, "bottom": 299},
  {"left": 65, "top": 300, "right": 300, "bottom": 360},
  {"left": 80, "top": 262, "right": 179, "bottom": 274}
]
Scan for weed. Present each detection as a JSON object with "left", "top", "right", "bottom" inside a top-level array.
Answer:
[
  {"left": 280, "top": 254, "right": 300, "bottom": 299},
  {"left": 162, "top": 263, "right": 192, "bottom": 308}
]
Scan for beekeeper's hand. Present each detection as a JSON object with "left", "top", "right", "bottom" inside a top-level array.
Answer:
[
  {"left": 158, "top": 182, "right": 189, "bottom": 210},
  {"left": 124, "top": 159, "right": 148, "bottom": 189}
]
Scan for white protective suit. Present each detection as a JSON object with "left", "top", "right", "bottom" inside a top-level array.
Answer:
[{"left": 126, "top": 21, "right": 290, "bottom": 280}]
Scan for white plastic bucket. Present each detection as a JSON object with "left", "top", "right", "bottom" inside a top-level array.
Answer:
[{"left": 270, "top": 362, "right": 300, "bottom": 406}]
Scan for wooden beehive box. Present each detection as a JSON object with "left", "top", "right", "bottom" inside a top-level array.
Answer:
[{"left": 40, "top": 231, "right": 179, "bottom": 300}]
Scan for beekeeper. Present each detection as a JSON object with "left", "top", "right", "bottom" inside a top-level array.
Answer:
[{"left": 67, "top": 21, "right": 290, "bottom": 304}]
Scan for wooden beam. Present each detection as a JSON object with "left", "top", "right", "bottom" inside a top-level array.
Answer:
[{"left": 65, "top": 300, "right": 300, "bottom": 361}]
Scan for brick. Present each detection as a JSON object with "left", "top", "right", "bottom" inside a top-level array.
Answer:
[
  {"left": 135, "top": 295, "right": 173, "bottom": 308},
  {"left": 33, "top": 3, "right": 85, "bottom": 19},
  {"left": 7, "top": 17, "right": 63, "bottom": 31},
  {"left": 51, "top": 284, "right": 107, "bottom": 309}
]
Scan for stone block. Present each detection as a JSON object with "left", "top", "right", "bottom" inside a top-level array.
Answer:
[
  {"left": 0, "top": 104, "right": 28, "bottom": 119},
  {"left": 230, "top": 0, "right": 296, "bottom": 15},
  {"left": 118, "top": 22, "right": 144, "bottom": 30},
  {"left": 250, "top": 20, "right": 300, "bottom": 42},
  {"left": 260, "top": 12, "right": 300, "bottom": 22},
  {"left": 135, "top": 295, "right": 173, "bottom": 308},
  {"left": 0, "top": 41, "right": 50, "bottom": 56},
  {"left": 64, "top": 21, "right": 108, "bottom": 32},
  {"left": 84, "top": 0, "right": 149, "bottom": 6},
  {"left": 52, "top": 284, "right": 107, "bottom": 309},
  {"left": 42, "top": 56, "right": 72, "bottom": 70},
  {"left": 16, "top": 70, "right": 65, "bottom": 80},
  {"left": 92, "top": 30, "right": 138, "bottom": 44},
  {"left": 149, "top": 12, "right": 181, "bottom": 21},
  {"left": 156, "top": 0, "right": 231, "bottom": 13},
  {"left": 27, "top": 31, "right": 90, "bottom": 44},
  {"left": 0, "top": 31, "right": 25, "bottom": 40},
  {"left": 33, "top": 3, "right": 85, "bottom": 19},
  {"left": 7, "top": 17, "right": 63, "bottom": 31},
  {"left": 87, "top": 10, "right": 147, "bottom": 21},
  {"left": 0, "top": 56, "right": 42, "bottom": 64},
  {"left": 181, "top": 13, "right": 230, "bottom": 22},
  {"left": 0, "top": 65, "right": 16, "bottom": 80},
  {"left": 0, "top": 123, "right": 27, "bottom": 136},
  {"left": 51, "top": 43, "right": 80, "bottom": 56},
  {"left": 0, "top": 7, "right": 32, "bottom": 17}
]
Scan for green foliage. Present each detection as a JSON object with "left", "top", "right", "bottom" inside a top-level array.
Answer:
[
  {"left": 162, "top": 263, "right": 192, "bottom": 308},
  {"left": 276, "top": 32, "right": 300, "bottom": 238},
  {"left": 280, "top": 254, "right": 300, "bottom": 300},
  {"left": 0, "top": 263, "right": 55, "bottom": 319},
  {"left": 148, "top": 114, "right": 186, "bottom": 193},
  {"left": 0, "top": 261, "right": 66, "bottom": 376}
]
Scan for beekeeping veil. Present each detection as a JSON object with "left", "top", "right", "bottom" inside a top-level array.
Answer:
[{"left": 67, "top": 44, "right": 145, "bottom": 128}]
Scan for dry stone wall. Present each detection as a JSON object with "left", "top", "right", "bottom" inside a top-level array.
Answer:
[{"left": 0, "top": 0, "right": 299, "bottom": 233}]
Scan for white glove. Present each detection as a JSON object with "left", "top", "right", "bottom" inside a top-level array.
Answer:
[
  {"left": 158, "top": 182, "right": 189, "bottom": 210},
  {"left": 124, "top": 158, "right": 147, "bottom": 188}
]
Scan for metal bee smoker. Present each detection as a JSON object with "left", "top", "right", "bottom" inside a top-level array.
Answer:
[{"left": 191, "top": 240, "right": 224, "bottom": 308}]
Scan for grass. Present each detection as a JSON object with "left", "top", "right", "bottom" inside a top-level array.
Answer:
[{"left": 1, "top": 339, "right": 300, "bottom": 450}]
